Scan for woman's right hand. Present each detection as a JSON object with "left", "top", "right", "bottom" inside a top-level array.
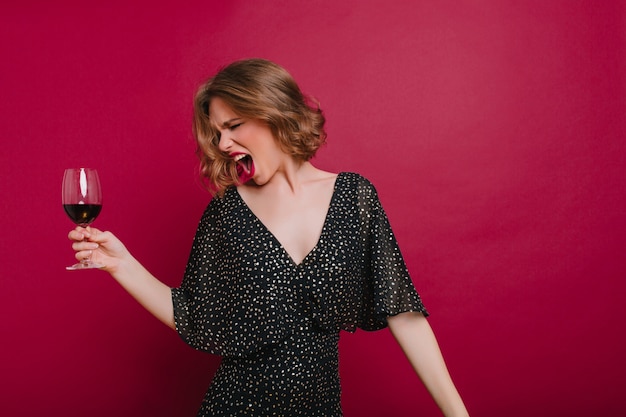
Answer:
[{"left": 68, "top": 227, "right": 130, "bottom": 275}]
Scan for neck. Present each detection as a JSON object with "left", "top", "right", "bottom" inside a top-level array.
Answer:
[
  {"left": 242, "top": 159, "right": 317, "bottom": 195},
  {"left": 274, "top": 160, "right": 314, "bottom": 194}
]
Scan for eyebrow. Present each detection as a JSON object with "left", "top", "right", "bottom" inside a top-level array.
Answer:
[{"left": 219, "top": 118, "right": 243, "bottom": 129}]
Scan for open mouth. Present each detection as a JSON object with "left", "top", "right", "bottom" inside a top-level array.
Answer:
[
  {"left": 234, "top": 153, "right": 252, "bottom": 174},
  {"left": 234, "top": 153, "right": 255, "bottom": 182}
]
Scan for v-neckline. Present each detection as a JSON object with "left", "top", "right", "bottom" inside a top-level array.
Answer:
[{"left": 233, "top": 172, "right": 343, "bottom": 267}]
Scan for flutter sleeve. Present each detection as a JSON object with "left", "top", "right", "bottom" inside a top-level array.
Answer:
[
  {"left": 171, "top": 195, "right": 293, "bottom": 358},
  {"left": 353, "top": 175, "right": 429, "bottom": 331},
  {"left": 170, "top": 198, "right": 226, "bottom": 354}
]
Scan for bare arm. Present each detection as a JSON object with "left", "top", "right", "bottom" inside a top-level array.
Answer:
[
  {"left": 387, "top": 312, "right": 469, "bottom": 417},
  {"left": 69, "top": 227, "right": 175, "bottom": 330}
]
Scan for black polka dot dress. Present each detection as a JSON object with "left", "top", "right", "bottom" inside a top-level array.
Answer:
[{"left": 172, "top": 172, "right": 428, "bottom": 416}]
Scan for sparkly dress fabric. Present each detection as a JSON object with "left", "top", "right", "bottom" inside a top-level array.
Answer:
[{"left": 171, "top": 172, "right": 428, "bottom": 416}]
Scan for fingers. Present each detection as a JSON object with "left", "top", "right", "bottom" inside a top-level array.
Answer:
[
  {"left": 84, "top": 230, "right": 114, "bottom": 245},
  {"left": 75, "top": 249, "right": 95, "bottom": 262},
  {"left": 68, "top": 229, "right": 84, "bottom": 242},
  {"left": 72, "top": 240, "right": 99, "bottom": 252},
  {"left": 67, "top": 226, "right": 115, "bottom": 268},
  {"left": 67, "top": 227, "right": 124, "bottom": 268},
  {"left": 68, "top": 226, "right": 104, "bottom": 242}
]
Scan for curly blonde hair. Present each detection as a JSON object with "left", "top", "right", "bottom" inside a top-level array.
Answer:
[{"left": 193, "top": 59, "right": 327, "bottom": 196}]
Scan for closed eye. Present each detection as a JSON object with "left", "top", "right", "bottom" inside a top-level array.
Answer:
[{"left": 213, "top": 119, "right": 243, "bottom": 144}]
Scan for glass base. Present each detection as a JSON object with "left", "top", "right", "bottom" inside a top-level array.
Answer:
[{"left": 66, "top": 261, "right": 104, "bottom": 270}]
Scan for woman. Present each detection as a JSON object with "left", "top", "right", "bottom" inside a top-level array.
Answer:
[{"left": 69, "top": 59, "right": 469, "bottom": 416}]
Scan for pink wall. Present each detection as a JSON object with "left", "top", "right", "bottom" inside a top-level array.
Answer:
[{"left": 1, "top": 1, "right": 625, "bottom": 415}]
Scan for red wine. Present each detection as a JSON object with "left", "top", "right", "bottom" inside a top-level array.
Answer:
[{"left": 63, "top": 204, "right": 102, "bottom": 226}]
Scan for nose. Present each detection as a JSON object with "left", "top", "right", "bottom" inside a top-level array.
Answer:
[{"left": 218, "top": 131, "right": 233, "bottom": 153}]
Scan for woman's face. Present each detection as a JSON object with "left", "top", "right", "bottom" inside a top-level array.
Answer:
[{"left": 210, "top": 97, "right": 286, "bottom": 186}]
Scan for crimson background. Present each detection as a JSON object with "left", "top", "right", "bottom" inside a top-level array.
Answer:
[{"left": 1, "top": 1, "right": 625, "bottom": 416}]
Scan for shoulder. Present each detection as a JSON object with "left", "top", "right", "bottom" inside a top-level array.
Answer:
[
  {"left": 200, "top": 186, "right": 240, "bottom": 220},
  {"left": 333, "top": 172, "right": 383, "bottom": 215},
  {"left": 338, "top": 172, "right": 379, "bottom": 195}
]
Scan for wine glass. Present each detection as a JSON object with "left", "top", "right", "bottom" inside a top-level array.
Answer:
[{"left": 62, "top": 168, "right": 104, "bottom": 270}]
